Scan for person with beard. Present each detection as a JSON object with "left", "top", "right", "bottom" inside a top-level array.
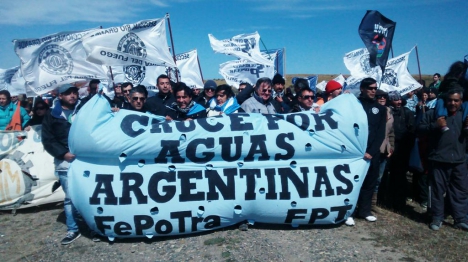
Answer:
[
  {"left": 167, "top": 82, "right": 206, "bottom": 121},
  {"left": 289, "top": 87, "right": 315, "bottom": 113},
  {"left": 271, "top": 73, "right": 290, "bottom": 113},
  {"left": 345, "top": 78, "right": 386, "bottom": 226},
  {"left": 42, "top": 84, "right": 98, "bottom": 245},
  {"left": 241, "top": 77, "right": 277, "bottom": 114},
  {"left": 145, "top": 74, "right": 174, "bottom": 120}
]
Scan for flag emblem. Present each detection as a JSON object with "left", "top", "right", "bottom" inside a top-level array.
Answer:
[
  {"left": 118, "top": 33, "right": 147, "bottom": 58},
  {"left": 38, "top": 45, "right": 73, "bottom": 75},
  {"left": 382, "top": 69, "right": 399, "bottom": 87},
  {"left": 123, "top": 65, "right": 145, "bottom": 85}
]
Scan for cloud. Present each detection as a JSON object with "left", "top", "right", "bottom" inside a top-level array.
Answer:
[{"left": 0, "top": 0, "right": 193, "bottom": 25}]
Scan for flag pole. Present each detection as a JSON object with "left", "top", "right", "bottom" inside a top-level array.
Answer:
[
  {"left": 197, "top": 55, "right": 204, "bottom": 83},
  {"left": 415, "top": 45, "right": 422, "bottom": 81},
  {"left": 166, "top": 13, "right": 179, "bottom": 82},
  {"left": 260, "top": 38, "right": 272, "bottom": 60}
]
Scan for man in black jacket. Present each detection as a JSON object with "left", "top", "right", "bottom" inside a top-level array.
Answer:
[
  {"left": 145, "top": 74, "right": 174, "bottom": 119},
  {"left": 348, "top": 78, "right": 386, "bottom": 225},
  {"left": 418, "top": 87, "right": 468, "bottom": 231},
  {"left": 42, "top": 84, "right": 84, "bottom": 245}
]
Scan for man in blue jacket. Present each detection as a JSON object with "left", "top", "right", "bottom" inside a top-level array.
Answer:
[{"left": 0, "top": 90, "right": 30, "bottom": 130}]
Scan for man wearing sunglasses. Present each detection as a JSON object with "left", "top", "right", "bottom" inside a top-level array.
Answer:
[
  {"left": 346, "top": 78, "right": 386, "bottom": 226},
  {"left": 195, "top": 79, "right": 217, "bottom": 108},
  {"left": 290, "top": 87, "right": 315, "bottom": 113},
  {"left": 117, "top": 82, "right": 133, "bottom": 110},
  {"left": 129, "top": 85, "right": 149, "bottom": 112},
  {"left": 241, "top": 77, "right": 277, "bottom": 114}
]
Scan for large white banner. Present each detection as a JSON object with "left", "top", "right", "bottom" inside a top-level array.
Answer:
[
  {"left": 175, "top": 49, "right": 204, "bottom": 90},
  {"left": 219, "top": 59, "right": 275, "bottom": 87},
  {"left": 0, "top": 126, "right": 64, "bottom": 210},
  {"left": 379, "top": 49, "right": 422, "bottom": 95},
  {"left": 82, "top": 17, "right": 176, "bottom": 68},
  {"left": 209, "top": 32, "right": 273, "bottom": 66},
  {"left": 67, "top": 93, "right": 370, "bottom": 238},
  {"left": 343, "top": 48, "right": 382, "bottom": 81},
  {"left": 14, "top": 29, "right": 108, "bottom": 95},
  {"left": 0, "top": 66, "right": 25, "bottom": 96}
]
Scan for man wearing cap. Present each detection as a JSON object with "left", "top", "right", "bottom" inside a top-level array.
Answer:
[
  {"left": 386, "top": 90, "right": 415, "bottom": 211},
  {"left": 42, "top": 84, "right": 87, "bottom": 245},
  {"left": 145, "top": 74, "right": 174, "bottom": 119},
  {"left": 325, "top": 80, "right": 343, "bottom": 101},
  {"left": 271, "top": 73, "right": 290, "bottom": 113},
  {"left": 196, "top": 79, "right": 217, "bottom": 108}
]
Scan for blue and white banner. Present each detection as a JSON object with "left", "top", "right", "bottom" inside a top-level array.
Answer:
[
  {"left": 14, "top": 29, "right": 108, "bottom": 95},
  {"left": 219, "top": 59, "right": 275, "bottom": 88},
  {"left": 209, "top": 32, "right": 274, "bottom": 66},
  {"left": 379, "top": 48, "right": 422, "bottom": 95},
  {"left": 261, "top": 48, "right": 285, "bottom": 76},
  {"left": 67, "top": 93, "right": 370, "bottom": 238},
  {"left": 82, "top": 17, "right": 176, "bottom": 68}
]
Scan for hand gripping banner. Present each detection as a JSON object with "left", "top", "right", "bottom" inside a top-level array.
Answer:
[{"left": 68, "top": 94, "right": 369, "bottom": 239}]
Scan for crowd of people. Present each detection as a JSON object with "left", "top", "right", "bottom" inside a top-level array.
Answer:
[{"left": 2, "top": 60, "right": 468, "bottom": 245}]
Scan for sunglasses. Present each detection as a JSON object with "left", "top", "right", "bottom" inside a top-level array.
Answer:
[
  {"left": 123, "top": 89, "right": 131, "bottom": 93},
  {"left": 376, "top": 95, "right": 387, "bottom": 99},
  {"left": 205, "top": 88, "right": 215, "bottom": 92},
  {"left": 300, "top": 95, "right": 314, "bottom": 100},
  {"left": 132, "top": 97, "right": 146, "bottom": 102},
  {"left": 366, "top": 87, "right": 378, "bottom": 91},
  {"left": 261, "top": 89, "right": 272, "bottom": 93}
]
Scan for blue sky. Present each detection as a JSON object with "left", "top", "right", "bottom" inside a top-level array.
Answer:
[{"left": 0, "top": 0, "right": 467, "bottom": 80}]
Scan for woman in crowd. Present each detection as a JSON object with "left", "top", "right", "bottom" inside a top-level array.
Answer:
[
  {"left": 25, "top": 99, "right": 50, "bottom": 128},
  {"left": 0, "top": 90, "right": 30, "bottom": 130},
  {"left": 207, "top": 84, "right": 241, "bottom": 117},
  {"left": 167, "top": 82, "right": 206, "bottom": 121}
]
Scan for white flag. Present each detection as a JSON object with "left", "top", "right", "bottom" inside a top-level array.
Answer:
[
  {"left": 209, "top": 32, "right": 274, "bottom": 66},
  {"left": 0, "top": 66, "right": 19, "bottom": 92},
  {"left": 343, "top": 48, "right": 382, "bottom": 80},
  {"left": 219, "top": 59, "right": 275, "bottom": 88},
  {"left": 14, "top": 29, "right": 108, "bottom": 95},
  {"left": 82, "top": 17, "right": 176, "bottom": 68},
  {"left": 175, "top": 49, "right": 204, "bottom": 89},
  {"left": 379, "top": 48, "right": 422, "bottom": 95}
]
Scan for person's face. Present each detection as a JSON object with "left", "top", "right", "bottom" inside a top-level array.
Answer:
[
  {"left": 331, "top": 88, "right": 342, "bottom": 98},
  {"left": 429, "top": 92, "right": 436, "bottom": 99},
  {"left": 35, "top": 104, "right": 47, "bottom": 116},
  {"left": 114, "top": 84, "right": 122, "bottom": 95},
  {"left": 238, "top": 84, "right": 247, "bottom": 92},
  {"left": 130, "top": 92, "right": 146, "bottom": 110},
  {"left": 122, "top": 85, "right": 132, "bottom": 100},
  {"left": 0, "top": 95, "right": 9, "bottom": 107},
  {"left": 59, "top": 90, "right": 78, "bottom": 108},
  {"left": 176, "top": 90, "right": 192, "bottom": 109},
  {"left": 204, "top": 88, "right": 215, "bottom": 98},
  {"left": 422, "top": 93, "right": 428, "bottom": 101},
  {"left": 273, "top": 83, "right": 284, "bottom": 94},
  {"left": 433, "top": 75, "right": 440, "bottom": 82},
  {"left": 256, "top": 82, "right": 272, "bottom": 101},
  {"left": 157, "top": 78, "right": 171, "bottom": 94},
  {"left": 446, "top": 93, "right": 462, "bottom": 113},
  {"left": 391, "top": 99, "right": 402, "bottom": 109},
  {"left": 216, "top": 90, "right": 228, "bottom": 106},
  {"left": 11, "top": 96, "right": 18, "bottom": 102},
  {"left": 376, "top": 94, "right": 387, "bottom": 106},
  {"left": 298, "top": 90, "right": 314, "bottom": 109},
  {"left": 192, "top": 88, "right": 201, "bottom": 96},
  {"left": 361, "top": 83, "right": 377, "bottom": 99},
  {"left": 89, "top": 83, "right": 98, "bottom": 95}
]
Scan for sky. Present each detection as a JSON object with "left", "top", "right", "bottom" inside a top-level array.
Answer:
[{"left": 0, "top": 0, "right": 467, "bottom": 80}]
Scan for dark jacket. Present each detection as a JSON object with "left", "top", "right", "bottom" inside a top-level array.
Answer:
[
  {"left": 41, "top": 101, "right": 81, "bottom": 160},
  {"left": 358, "top": 96, "right": 387, "bottom": 158},
  {"left": 418, "top": 108, "right": 467, "bottom": 163},
  {"left": 145, "top": 92, "right": 175, "bottom": 116},
  {"left": 391, "top": 106, "right": 415, "bottom": 142}
]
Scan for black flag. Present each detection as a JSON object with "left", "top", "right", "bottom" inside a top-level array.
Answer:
[{"left": 359, "top": 10, "right": 396, "bottom": 72}]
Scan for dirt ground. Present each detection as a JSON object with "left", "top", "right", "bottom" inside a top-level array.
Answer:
[{"left": 0, "top": 202, "right": 425, "bottom": 262}]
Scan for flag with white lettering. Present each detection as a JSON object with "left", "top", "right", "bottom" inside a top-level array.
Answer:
[
  {"left": 14, "top": 29, "right": 108, "bottom": 95},
  {"left": 209, "top": 32, "right": 274, "bottom": 66},
  {"left": 82, "top": 17, "right": 176, "bottom": 68},
  {"left": 359, "top": 10, "right": 396, "bottom": 72},
  {"left": 379, "top": 48, "right": 422, "bottom": 95},
  {"left": 219, "top": 59, "right": 275, "bottom": 88}
]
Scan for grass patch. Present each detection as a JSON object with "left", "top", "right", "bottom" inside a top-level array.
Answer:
[
  {"left": 221, "top": 251, "right": 230, "bottom": 258},
  {"left": 204, "top": 237, "right": 225, "bottom": 246}
]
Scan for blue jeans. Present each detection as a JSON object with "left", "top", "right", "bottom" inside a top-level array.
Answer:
[
  {"left": 375, "top": 154, "right": 388, "bottom": 193},
  {"left": 58, "top": 171, "right": 79, "bottom": 232}
]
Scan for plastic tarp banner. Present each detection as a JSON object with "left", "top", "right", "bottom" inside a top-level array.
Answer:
[
  {"left": 0, "top": 126, "right": 63, "bottom": 210},
  {"left": 68, "top": 93, "right": 369, "bottom": 238}
]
